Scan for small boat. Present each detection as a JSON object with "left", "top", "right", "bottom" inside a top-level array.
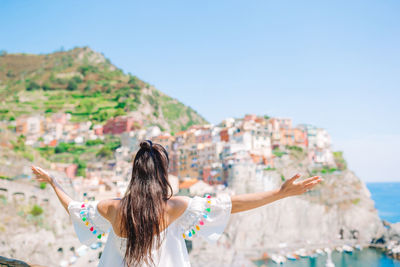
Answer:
[
  {"left": 316, "top": 248, "right": 324, "bottom": 254},
  {"left": 355, "top": 244, "right": 362, "bottom": 251},
  {"left": 324, "top": 248, "right": 332, "bottom": 254},
  {"left": 335, "top": 246, "right": 343, "bottom": 253},
  {"left": 296, "top": 249, "right": 309, "bottom": 258},
  {"left": 285, "top": 253, "right": 298, "bottom": 261},
  {"left": 343, "top": 245, "right": 354, "bottom": 253},
  {"left": 270, "top": 254, "right": 286, "bottom": 264}
]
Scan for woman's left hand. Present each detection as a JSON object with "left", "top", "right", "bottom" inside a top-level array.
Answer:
[{"left": 279, "top": 173, "right": 322, "bottom": 197}]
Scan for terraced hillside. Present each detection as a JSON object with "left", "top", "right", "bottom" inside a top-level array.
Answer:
[{"left": 0, "top": 47, "right": 207, "bottom": 133}]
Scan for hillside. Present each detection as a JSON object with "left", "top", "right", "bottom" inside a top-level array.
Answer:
[{"left": 0, "top": 47, "right": 207, "bottom": 133}]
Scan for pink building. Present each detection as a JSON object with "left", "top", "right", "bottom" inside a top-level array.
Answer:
[
  {"left": 51, "top": 163, "right": 78, "bottom": 179},
  {"left": 93, "top": 125, "right": 103, "bottom": 136},
  {"left": 280, "top": 128, "right": 295, "bottom": 146},
  {"left": 244, "top": 114, "right": 257, "bottom": 122},
  {"left": 103, "top": 116, "right": 141, "bottom": 135},
  {"left": 294, "top": 128, "right": 308, "bottom": 148}
]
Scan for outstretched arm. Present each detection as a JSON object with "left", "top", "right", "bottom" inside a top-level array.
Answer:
[
  {"left": 31, "top": 165, "right": 117, "bottom": 221},
  {"left": 230, "top": 174, "right": 322, "bottom": 213},
  {"left": 31, "top": 165, "right": 73, "bottom": 213}
]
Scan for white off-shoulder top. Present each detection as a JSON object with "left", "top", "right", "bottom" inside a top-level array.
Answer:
[{"left": 68, "top": 194, "right": 232, "bottom": 267}]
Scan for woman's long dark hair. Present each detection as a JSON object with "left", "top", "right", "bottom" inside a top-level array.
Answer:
[{"left": 119, "top": 140, "right": 173, "bottom": 266}]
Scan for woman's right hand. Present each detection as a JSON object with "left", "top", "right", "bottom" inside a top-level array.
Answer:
[{"left": 31, "top": 165, "right": 54, "bottom": 184}]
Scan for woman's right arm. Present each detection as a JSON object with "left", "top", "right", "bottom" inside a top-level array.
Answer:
[
  {"left": 230, "top": 174, "right": 322, "bottom": 213},
  {"left": 32, "top": 165, "right": 121, "bottom": 225},
  {"left": 31, "top": 165, "right": 73, "bottom": 213}
]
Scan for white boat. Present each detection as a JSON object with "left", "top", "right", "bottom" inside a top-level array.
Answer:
[
  {"left": 343, "top": 245, "right": 354, "bottom": 253},
  {"left": 324, "top": 248, "right": 332, "bottom": 254},
  {"left": 355, "top": 244, "right": 363, "bottom": 251},
  {"left": 296, "top": 248, "right": 309, "bottom": 258},
  {"left": 335, "top": 246, "right": 343, "bottom": 253},
  {"left": 270, "top": 254, "right": 286, "bottom": 264},
  {"left": 316, "top": 248, "right": 324, "bottom": 254},
  {"left": 285, "top": 253, "right": 298, "bottom": 261}
]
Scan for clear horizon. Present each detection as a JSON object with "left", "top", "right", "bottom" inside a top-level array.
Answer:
[{"left": 1, "top": 0, "right": 399, "bottom": 182}]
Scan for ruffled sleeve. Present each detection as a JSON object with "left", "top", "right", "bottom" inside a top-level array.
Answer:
[
  {"left": 176, "top": 194, "right": 232, "bottom": 243},
  {"left": 68, "top": 200, "right": 112, "bottom": 245}
]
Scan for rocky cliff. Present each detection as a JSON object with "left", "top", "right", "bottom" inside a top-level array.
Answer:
[{"left": 189, "top": 154, "right": 385, "bottom": 266}]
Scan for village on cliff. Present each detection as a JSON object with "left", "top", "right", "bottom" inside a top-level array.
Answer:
[{"left": 1, "top": 112, "right": 341, "bottom": 199}]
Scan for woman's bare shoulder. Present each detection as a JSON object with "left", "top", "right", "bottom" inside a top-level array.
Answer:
[
  {"left": 167, "top": 196, "right": 190, "bottom": 220},
  {"left": 97, "top": 198, "right": 121, "bottom": 221}
]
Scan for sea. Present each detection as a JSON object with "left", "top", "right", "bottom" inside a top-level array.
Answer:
[{"left": 254, "top": 182, "right": 400, "bottom": 267}]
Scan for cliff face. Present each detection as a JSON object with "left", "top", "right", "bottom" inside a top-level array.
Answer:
[
  {"left": 0, "top": 177, "right": 89, "bottom": 266},
  {"left": 190, "top": 155, "right": 384, "bottom": 266}
]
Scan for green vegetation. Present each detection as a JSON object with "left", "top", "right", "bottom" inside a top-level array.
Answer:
[
  {"left": 38, "top": 138, "right": 118, "bottom": 161},
  {"left": 10, "top": 135, "right": 34, "bottom": 161},
  {"left": 0, "top": 175, "right": 11, "bottom": 180},
  {"left": 55, "top": 142, "right": 86, "bottom": 154},
  {"left": 96, "top": 146, "right": 113, "bottom": 158},
  {"left": 11, "top": 135, "right": 27, "bottom": 152},
  {"left": 73, "top": 157, "right": 87, "bottom": 177},
  {"left": 281, "top": 174, "right": 285, "bottom": 182},
  {"left": 264, "top": 167, "right": 276, "bottom": 171},
  {"left": 352, "top": 198, "right": 361, "bottom": 205},
  {"left": 79, "top": 64, "right": 99, "bottom": 76},
  {"left": 85, "top": 139, "right": 104, "bottom": 146},
  {"left": 26, "top": 81, "right": 41, "bottom": 91},
  {"left": 286, "top": 145, "right": 303, "bottom": 152},
  {"left": 39, "top": 182, "right": 47, "bottom": 190},
  {"left": 272, "top": 148, "right": 286, "bottom": 157},
  {"left": 22, "top": 151, "right": 34, "bottom": 161},
  {"left": 312, "top": 166, "right": 338, "bottom": 175},
  {"left": 30, "top": 204, "right": 44, "bottom": 216},
  {"left": 333, "top": 151, "right": 347, "bottom": 170},
  {"left": 7, "top": 125, "right": 16, "bottom": 131}
]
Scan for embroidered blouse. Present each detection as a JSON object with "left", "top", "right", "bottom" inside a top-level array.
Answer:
[{"left": 68, "top": 194, "right": 232, "bottom": 267}]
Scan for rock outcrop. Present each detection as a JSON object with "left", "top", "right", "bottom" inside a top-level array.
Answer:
[{"left": 190, "top": 155, "right": 385, "bottom": 266}]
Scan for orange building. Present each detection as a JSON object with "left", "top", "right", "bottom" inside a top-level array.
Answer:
[
  {"left": 280, "top": 128, "right": 295, "bottom": 147},
  {"left": 220, "top": 128, "right": 230, "bottom": 142},
  {"left": 294, "top": 128, "right": 308, "bottom": 148}
]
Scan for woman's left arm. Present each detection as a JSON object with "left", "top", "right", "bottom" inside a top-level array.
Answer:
[
  {"left": 230, "top": 174, "right": 322, "bottom": 213},
  {"left": 31, "top": 165, "right": 73, "bottom": 214}
]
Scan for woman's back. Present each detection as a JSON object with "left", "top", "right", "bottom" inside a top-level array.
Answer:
[{"left": 68, "top": 194, "right": 232, "bottom": 266}]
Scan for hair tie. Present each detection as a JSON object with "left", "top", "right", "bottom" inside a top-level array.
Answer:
[
  {"left": 146, "top": 140, "right": 154, "bottom": 157},
  {"left": 147, "top": 140, "right": 153, "bottom": 148}
]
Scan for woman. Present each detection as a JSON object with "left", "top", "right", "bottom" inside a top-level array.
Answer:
[{"left": 31, "top": 140, "right": 322, "bottom": 267}]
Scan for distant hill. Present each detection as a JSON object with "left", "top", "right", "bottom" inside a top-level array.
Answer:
[{"left": 0, "top": 47, "right": 207, "bottom": 133}]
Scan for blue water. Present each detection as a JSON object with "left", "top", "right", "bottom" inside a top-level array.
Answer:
[
  {"left": 367, "top": 182, "right": 400, "bottom": 223},
  {"left": 254, "top": 249, "right": 400, "bottom": 267}
]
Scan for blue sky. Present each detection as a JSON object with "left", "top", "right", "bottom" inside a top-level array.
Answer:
[{"left": 1, "top": 0, "right": 399, "bottom": 182}]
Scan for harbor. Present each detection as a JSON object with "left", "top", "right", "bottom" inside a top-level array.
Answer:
[{"left": 254, "top": 246, "right": 400, "bottom": 267}]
